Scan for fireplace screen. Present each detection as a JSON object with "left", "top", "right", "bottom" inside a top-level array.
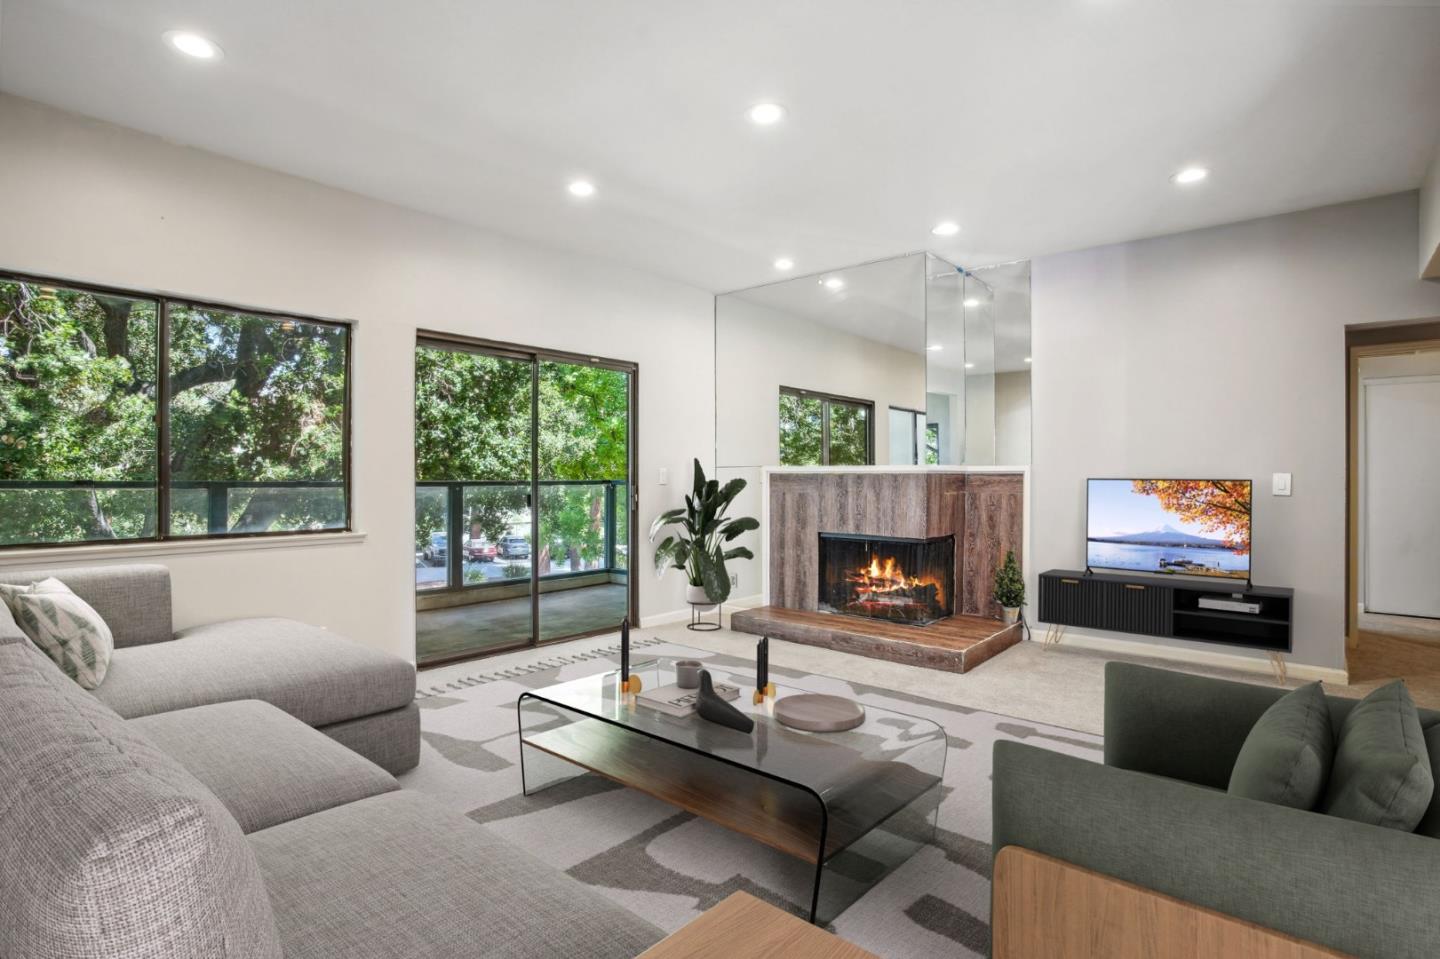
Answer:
[{"left": 818, "top": 533, "right": 955, "bottom": 626}]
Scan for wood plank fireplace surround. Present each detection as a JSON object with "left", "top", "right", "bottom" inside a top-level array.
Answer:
[{"left": 732, "top": 470, "right": 1025, "bottom": 673}]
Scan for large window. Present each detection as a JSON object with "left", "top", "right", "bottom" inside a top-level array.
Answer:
[
  {"left": 779, "top": 387, "right": 873, "bottom": 466},
  {"left": 0, "top": 273, "right": 350, "bottom": 547}
]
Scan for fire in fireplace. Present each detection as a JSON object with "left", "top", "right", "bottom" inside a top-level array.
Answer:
[{"left": 818, "top": 533, "right": 955, "bottom": 626}]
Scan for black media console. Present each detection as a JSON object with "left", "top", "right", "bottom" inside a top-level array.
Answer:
[{"left": 1038, "top": 569, "right": 1293, "bottom": 653}]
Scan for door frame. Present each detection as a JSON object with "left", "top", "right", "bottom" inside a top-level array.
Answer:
[
  {"left": 1344, "top": 320, "right": 1440, "bottom": 653},
  {"left": 414, "top": 331, "right": 639, "bottom": 666}
]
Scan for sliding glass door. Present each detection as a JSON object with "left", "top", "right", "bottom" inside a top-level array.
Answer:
[
  {"left": 536, "top": 360, "right": 633, "bottom": 642},
  {"left": 414, "top": 336, "right": 635, "bottom": 665}
]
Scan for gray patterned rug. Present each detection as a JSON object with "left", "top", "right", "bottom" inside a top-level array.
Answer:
[{"left": 399, "top": 638, "right": 1102, "bottom": 958}]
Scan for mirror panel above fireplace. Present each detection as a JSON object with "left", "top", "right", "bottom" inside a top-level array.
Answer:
[{"left": 714, "top": 252, "right": 1031, "bottom": 608}]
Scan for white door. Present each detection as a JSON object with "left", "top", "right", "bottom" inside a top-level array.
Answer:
[{"left": 1364, "top": 376, "right": 1440, "bottom": 618}]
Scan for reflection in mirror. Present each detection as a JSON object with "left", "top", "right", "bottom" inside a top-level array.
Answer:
[
  {"left": 716, "top": 251, "right": 928, "bottom": 468},
  {"left": 924, "top": 258, "right": 1031, "bottom": 465},
  {"left": 713, "top": 251, "right": 1030, "bottom": 604}
]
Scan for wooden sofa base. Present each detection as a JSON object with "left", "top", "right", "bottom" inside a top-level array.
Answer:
[{"left": 992, "top": 847, "right": 1352, "bottom": 959}]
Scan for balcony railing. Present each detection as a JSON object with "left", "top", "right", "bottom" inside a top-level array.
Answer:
[
  {"left": 0, "top": 479, "right": 346, "bottom": 546},
  {"left": 415, "top": 479, "right": 629, "bottom": 594}
]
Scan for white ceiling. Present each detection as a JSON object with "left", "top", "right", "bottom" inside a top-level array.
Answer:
[{"left": 2, "top": 0, "right": 1438, "bottom": 293}]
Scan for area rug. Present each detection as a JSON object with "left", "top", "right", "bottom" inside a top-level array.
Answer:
[{"left": 399, "top": 639, "right": 1102, "bottom": 959}]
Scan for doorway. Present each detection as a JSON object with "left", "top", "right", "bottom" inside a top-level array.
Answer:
[
  {"left": 1345, "top": 321, "right": 1440, "bottom": 703},
  {"left": 413, "top": 334, "right": 637, "bottom": 667}
]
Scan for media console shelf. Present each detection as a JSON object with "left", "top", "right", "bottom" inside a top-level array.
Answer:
[{"left": 1038, "top": 569, "right": 1294, "bottom": 680}]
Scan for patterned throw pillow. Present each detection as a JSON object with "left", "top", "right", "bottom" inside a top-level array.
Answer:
[{"left": 0, "top": 578, "right": 114, "bottom": 689}]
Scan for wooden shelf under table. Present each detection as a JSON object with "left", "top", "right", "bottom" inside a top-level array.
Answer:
[{"left": 522, "top": 717, "right": 940, "bottom": 865}]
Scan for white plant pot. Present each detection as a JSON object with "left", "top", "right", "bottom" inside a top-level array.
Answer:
[
  {"left": 1001, "top": 606, "right": 1021, "bottom": 626},
  {"left": 686, "top": 584, "right": 717, "bottom": 610}
]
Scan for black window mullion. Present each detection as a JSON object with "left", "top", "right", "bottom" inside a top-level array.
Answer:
[
  {"left": 156, "top": 299, "right": 172, "bottom": 540},
  {"left": 821, "top": 399, "right": 832, "bottom": 466}
]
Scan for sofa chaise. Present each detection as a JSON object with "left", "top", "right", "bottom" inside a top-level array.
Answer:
[
  {"left": 0, "top": 563, "right": 418, "bottom": 774},
  {"left": 0, "top": 569, "right": 664, "bottom": 958},
  {"left": 992, "top": 662, "right": 1440, "bottom": 959}
]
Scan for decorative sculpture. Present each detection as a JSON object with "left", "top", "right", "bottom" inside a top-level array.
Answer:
[{"left": 697, "top": 670, "right": 754, "bottom": 733}]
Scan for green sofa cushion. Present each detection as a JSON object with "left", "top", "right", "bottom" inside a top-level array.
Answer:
[
  {"left": 1322, "top": 680, "right": 1434, "bottom": 831},
  {"left": 1414, "top": 724, "right": 1440, "bottom": 839},
  {"left": 1227, "top": 680, "right": 1334, "bottom": 809}
]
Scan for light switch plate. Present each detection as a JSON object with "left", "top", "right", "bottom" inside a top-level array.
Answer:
[
  {"left": 1272, "top": 472, "right": 1292, "bottom": 496},
  {"left": 658, "top": 467, "right": 669, "bottom": 486}
]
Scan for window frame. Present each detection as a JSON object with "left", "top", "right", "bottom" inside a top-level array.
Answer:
[
  {"left": 779, "top": 386, "right": 875, "bottom": 466},
  {"left": 0, "top": 268, "right": 354, "bottom": 549}
]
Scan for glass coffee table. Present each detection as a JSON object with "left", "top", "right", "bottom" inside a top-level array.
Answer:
[{"left": 516, "top": 644, "right": 947, "bottom": 924}]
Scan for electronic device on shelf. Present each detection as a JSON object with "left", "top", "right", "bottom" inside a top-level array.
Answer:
[
  {"left": 1086, "top": 478, "right": 1253, "bottom": 586},
  {"left": 1198, "top": 595, "right": 1263, "bottom": 615}
]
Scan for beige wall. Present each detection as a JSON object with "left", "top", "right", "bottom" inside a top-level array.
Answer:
[
  {"left": 0, "top": 94, "right": 716, "bottom": 661},
  {"left": 1031, "top": 191, "right": 1440, "bottom": 671}
]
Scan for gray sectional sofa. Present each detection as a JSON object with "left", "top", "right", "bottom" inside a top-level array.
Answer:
[
  {"left": 0, "top": 564, "right": 419, "bottom": 774},
  {"left": 0, "top": 564, "right": 664, "bottom": 958}
]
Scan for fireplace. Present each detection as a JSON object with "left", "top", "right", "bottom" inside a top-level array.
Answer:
[{"left": 818, "top": 533, "right": 955, "bottom": 626}]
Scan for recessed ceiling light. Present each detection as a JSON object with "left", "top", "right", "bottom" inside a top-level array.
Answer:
[
  {"left": 963, "top": 298, "right": 980, "bottom": 308},
  {"left": 964, "top": 362, "right": 976, "bottom": 369},
  {"left": 1024, "top": 356, "right": 1033, "bottom": 363},
  {"left": 1172, "top": 166, "right": 1209, "bottom": 185},
  {"left": 821, "top": 277, "right": 845, "bottom": 291},
  {"left": 748, "top": 102, "right": 786, "bottom": 126},
  {"left": 567, "top": 180, "right": 596, "bottom": 198},
  {"left": 773, "top": 257, "right": 794, "bottom": 271},
  {"left": 931, "top": 221, "right": 960, "bottom": 237},
  {"left": 927, "top": 344, "right": 944, "bottom": 352},
  {"left": 164, "top": 30, "right": 222, "bottom": 60}
]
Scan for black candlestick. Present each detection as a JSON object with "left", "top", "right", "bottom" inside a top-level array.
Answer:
[{"left": 619, "top": 616, "right": 630, "bottom": 685}]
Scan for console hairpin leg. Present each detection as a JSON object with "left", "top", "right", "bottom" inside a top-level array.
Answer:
[
  {"left": 1267, "top": 652, "right": 1287, "bottom": 684},
  {"left": 1042, "top": 624, "right": 1066, "bottom": 648}
]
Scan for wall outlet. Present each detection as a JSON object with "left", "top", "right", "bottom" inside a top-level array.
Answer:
[
  {"left": 730, "top": 573, "right": 739, "bottom": 589},
  {"left": 1272, "top": 472, "right": 1292, "bottom": 496}
]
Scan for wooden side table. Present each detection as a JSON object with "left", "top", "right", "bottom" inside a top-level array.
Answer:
[{"left": 637, "top": 892, "right": 879, "bottom": 958}]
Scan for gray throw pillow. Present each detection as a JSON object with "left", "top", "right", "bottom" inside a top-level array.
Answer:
[
  {"left": 1228, "top": 680, "right": 1334, "bottom": 809},
  {"left": 1322, "top": 680, "right": 1434, "bottom": 831}
]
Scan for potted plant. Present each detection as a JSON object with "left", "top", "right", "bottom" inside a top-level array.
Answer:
[
  {"left": 994, "top": 550, "right": 1025, "bottom": 625},
  {"left": 650, "top": 459, "right": 759, "bottom": 608}
]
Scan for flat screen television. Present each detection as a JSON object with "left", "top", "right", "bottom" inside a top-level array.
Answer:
[{"left": 1086, "top": 479, "right": 1252, "bottom": 582}]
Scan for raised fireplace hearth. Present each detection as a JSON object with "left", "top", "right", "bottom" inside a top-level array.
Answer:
[
  {"left": 818, "top": 533, "right": 954, "bottom": 626},
  {"left": 731, "top": 469, "right": 1026, "bottom": 674}
]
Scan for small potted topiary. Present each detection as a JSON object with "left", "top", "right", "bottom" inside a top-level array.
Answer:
[{"left": 994, "top": 550, "right": 1025, "bottom": 625}]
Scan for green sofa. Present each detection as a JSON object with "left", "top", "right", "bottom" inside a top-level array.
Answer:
[{"left": 993, "top": 662, "right": 1440, "bottom": 959}]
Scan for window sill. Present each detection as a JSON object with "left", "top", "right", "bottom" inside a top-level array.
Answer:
[{"left": 0, "top": 530, "right": 368, "bottom": 567}]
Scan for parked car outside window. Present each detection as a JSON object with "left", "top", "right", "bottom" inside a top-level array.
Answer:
[
  {"left": 499, "top": 535, "right": 530, "bottom": 559},
  {"left": 423, "top": 532, "right": 447, "bottom": 566}
]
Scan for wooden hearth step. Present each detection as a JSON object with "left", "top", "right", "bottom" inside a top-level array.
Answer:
[{"left": 729, "top": 606, "right": 1021, "bottom": 674}]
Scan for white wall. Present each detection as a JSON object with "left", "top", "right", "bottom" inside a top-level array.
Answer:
[
  {"left": 1422, "top": 145, "right": 1440, "bottom": 279},
  {"left": 0, "top": 94, "right": 715, "bottom": 661},
  {"left": 1031, "top": 191, "right": 1440, "bottom": 671}
]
